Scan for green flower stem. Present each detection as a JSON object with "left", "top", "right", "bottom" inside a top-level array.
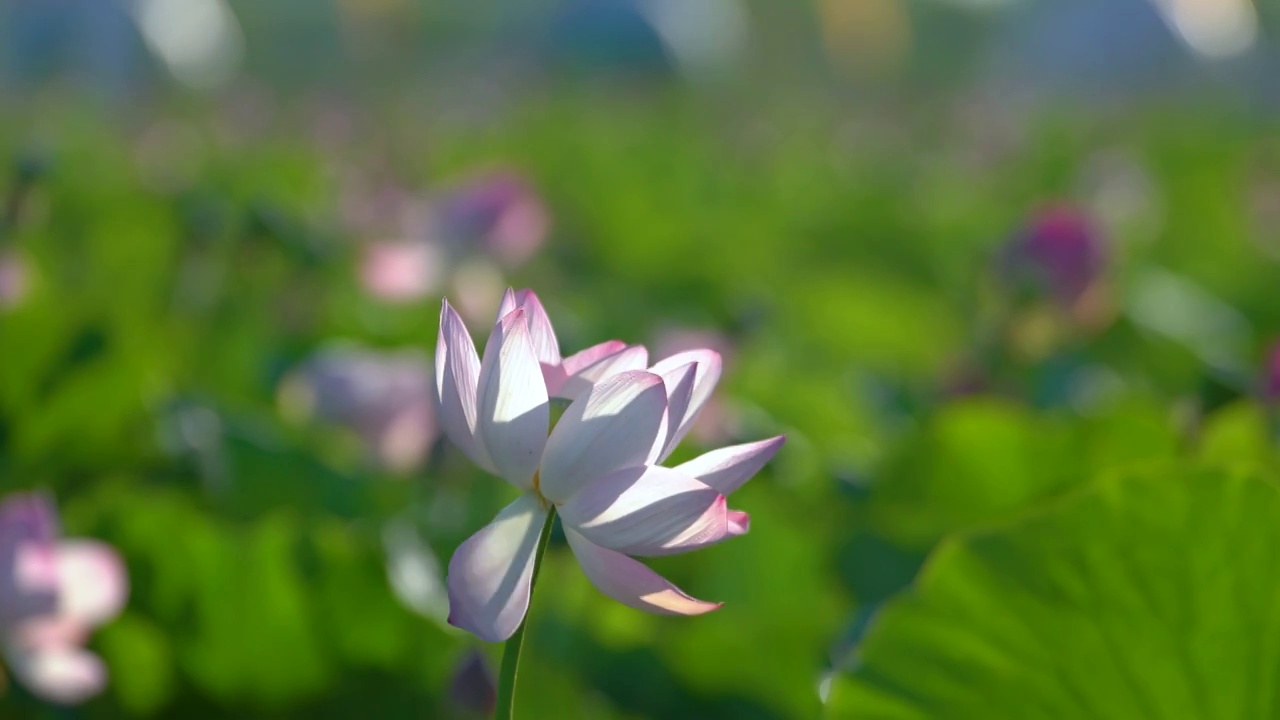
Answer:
[{"left": 494, "top": 506, "right": 557, "bottom": 720}]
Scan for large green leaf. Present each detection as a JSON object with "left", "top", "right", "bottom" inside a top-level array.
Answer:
[{"left": 829, "top": 466, "right": 1280, "bottom": 719}]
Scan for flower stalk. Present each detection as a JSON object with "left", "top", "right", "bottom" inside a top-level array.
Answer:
[{"left": 494, "top": 507, "right": 557, "bottom": 720}]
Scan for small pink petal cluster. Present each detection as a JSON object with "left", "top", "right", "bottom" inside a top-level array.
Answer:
[
  {"left": 436, "top": 289, "right": 784, "bottom": 642},
  {"left": 0, "top": 493, "right": 128, "bottom": 704}
]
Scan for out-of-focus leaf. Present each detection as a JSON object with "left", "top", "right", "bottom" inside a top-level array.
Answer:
[{"left": 98, "top": 613, "right": 175, "bottom": 716}]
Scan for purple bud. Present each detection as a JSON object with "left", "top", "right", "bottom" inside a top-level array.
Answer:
[
  {"left": 1001, "top": 204, "right": 1106, "bottom": 307},
  {"left": 278, "top": 347, "right": 437, "bottom": 472},
  {"left": 448, "top": 648, "right": 496, "bottom": 716},
  {"left": 439, "top": 171, "right": 549, "bottom": 268},
  {"left": 1263, "top": 341, "right": 1280, "bottom": 404}
]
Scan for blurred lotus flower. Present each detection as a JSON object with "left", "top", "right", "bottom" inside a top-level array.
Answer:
[
  {"left": 437, "top": 171, "right": 549, "bottom": 270},
  {"left": 447, "top": 647, "right": 496, "bottom": 716},
  {"left": 1261, "top": 341, "right": 1280, "bottom": 404},
  {"left": 278, "top": 345, "right": 437, "bottom": 473},
  {"left": 0, "top": 251, "right": 30, "bottom": 309},
  {"left": 1001, "top": 204, "right": 1107, "bottom": 309},
  {"left": 356, "top": 170, "right": 548, "bottom": 309},
  {"left": 359, "top": 240, "right": 445, "bottom": 303},
  {"left": 437, "top": 290, "right": 784, "bottom": 642},
  {"left": 0, "top": 492, "right": 128, "bottom": 705}
]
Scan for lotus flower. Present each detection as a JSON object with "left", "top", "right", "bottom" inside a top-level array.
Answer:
[
  {"left": 999, "top": 204, "right": 1107, "bottom": 309},
  {"left": 0, "top": 251, "right": 30, "bottom": 310},
  {"left": 437, "top": 289, "right": 783, "bottom": 642},
  {"left": 1263, "top": 340, "right": 1280, "bottom": 404},
  {"left": 0, "top": 492, "right": 128, "bottom": 704},
  {"left": 278, "top": 345, "right": 438, "bottom": 473}
]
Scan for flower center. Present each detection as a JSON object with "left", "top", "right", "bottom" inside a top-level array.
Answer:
[{"left": 531, "top": 470, "right": 550, "bottom": 510}]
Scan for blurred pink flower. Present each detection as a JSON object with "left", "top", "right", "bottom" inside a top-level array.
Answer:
[
  {"left": 0, "top": 493, "right": 128, "bottom": 705},
  {"left": 278, "top": 346, "right": 438, "bottom": 473},
  {"left": 358, "top": 241, "right": 445, "bottom": 302},
  {"left": 439, "top": 170, "right": 549, "bottom": 270},
  {"left": 356, "top": 170, "right": 549, "bottom": 307},
  {"left": 0, "top": 251, "right": 30, "bottom": 309},
  {"left": 1262, "top": 341, "right": 1280, "bottom": 404},
  {"left": 1001, "top": 203, "right": 1107, "bottom": 309},
  {"left": 436, "top": 290, "right": 783, "bottom": 642}
]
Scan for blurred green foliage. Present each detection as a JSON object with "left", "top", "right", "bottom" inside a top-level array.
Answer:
[{"left": 1, "top": 86, "right": 1279, "bottom": 719}]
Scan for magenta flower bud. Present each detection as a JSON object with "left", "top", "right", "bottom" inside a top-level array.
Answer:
[{"left": 1001, "top": 204, "right": 1107, "bottom": 308}]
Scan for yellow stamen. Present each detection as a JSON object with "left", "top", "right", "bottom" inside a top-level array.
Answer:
[{"left": 531, "top": 470, "right": 549, "bottom": 510}]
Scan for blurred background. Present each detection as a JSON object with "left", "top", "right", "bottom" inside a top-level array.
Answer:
[{"left": 2, "top": 0, "right": 1280, "bottom": 718}]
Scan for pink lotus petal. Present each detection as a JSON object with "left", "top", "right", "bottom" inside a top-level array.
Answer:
[
  {"left": 564, "top": 528, "right": 720, "bottom": 616},
  {"left": 7, "top": 644, "right": 107, "bottom": 705},
  {"left": 477, "top": 308, "right": 549, "bottom": 490},
  {"left": 649, "top": 350, "right": 722, "bottom": 460},
  {"left": 495, "top": 287, "right": 519, "bottom": 323},
  {"left": 556, "top": 345, "right": 650, "bottom": 401},
  {"left": 651, "top": 361, "right": 698, "bottom": 463},
  {"left": 559, "top": 465, "right": 730, "bottom": 557},
  {"left": 446, "top": 495, "right": 548, "bottom": 643},
  {"left": 436, "top": 301, "right": 494, "bottom": 472},
  {"left": 513, "top": 290, "right": 561, "bottom": 366},
  {"left": 727, "top": 510, "right": 750, "bottom": 536},
  {"left": 54, "top": 541, "right": 128, "bottom": 628},
  {"left": 538, "top": 371, "right": 668, "bottom": 503},
  {"left": 544, "top": 340, "right": 627, "bottom": 397},
  {"left": 673, "top": 436, "right": 786, "bottom": 495}
]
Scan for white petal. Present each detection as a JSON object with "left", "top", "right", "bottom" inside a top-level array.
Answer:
[
  {"left": 477, "top": 308, "right": 550, "bottom": 489},
  {"left": 673, "top": 436, "right": 786, "bottom": 495},
  {"left": 559, "top": 465, "right": 732, "bottom": 556},
  {"left": 649, "top": 350, "right": 722, "bottom": 460},
  {"left": 565, "top": 527, "right": 721, "bottom": 616},
  {"left": 7, "top": 645, "right": 107, "bottom": 705},
  {"left": 55, "top": 541, "right": 127, "bottom": 627},
  {"left": 544, "top": 340, "right": 627, "bottom": 397},
  {"left": 435, "top": 300, "right": 494, "bottom": 471},
  {"left": 554, "top": 345, "right": 650, "bottom": 401},
  {"left": 446, "top": 495, "right": 548, "bottom": 643},
  {"left": 649, "top": 361, "right": 697, "bottom": 463},
  {"left": 513, "top": 289, "right": 561, "bottom": 365},
  {"left": 538, "top": 371, "right": 667, "bottom": 503},
  {"left": 495, "top": 287, "right": 518, "bottom": 323}
]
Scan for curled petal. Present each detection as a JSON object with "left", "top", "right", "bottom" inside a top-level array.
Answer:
[
  {"left": 649, "top": 350, "right": 722, "bottom": 460},
  {"left": 564, "top": 527, "right": 721, "bottom": 616},
  {"left": 559, "top": 465, "right": 732, "bottom": 556},
  {"left": 538, "top": 371, "right": 667, "bottom": 503},
  {"left": 673, "top": 436, "right": 786, "bottom": 495},
  {"left": 555, "top": 345, "right": 650, "bottom": 401},
  {"left": 650, "top": 362, "right": 697, "bottom": 463},
  {"left": 55, "top": 541, "right": 128, "bottom": 628},
  {"left": 436, "top": 300, "right": 493, "bottom": 471},
  {"left": 446, "top": 495, "right": 548, "bottom": 643},
  {"left": 477, "top": 308, "right": 549, "bottom": 489},
  {"left": 7, "top": 645, "right": 107, "bottom": 705},
  {"left": 727, "top": 511, "right": 750, "bottom": 536}
]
